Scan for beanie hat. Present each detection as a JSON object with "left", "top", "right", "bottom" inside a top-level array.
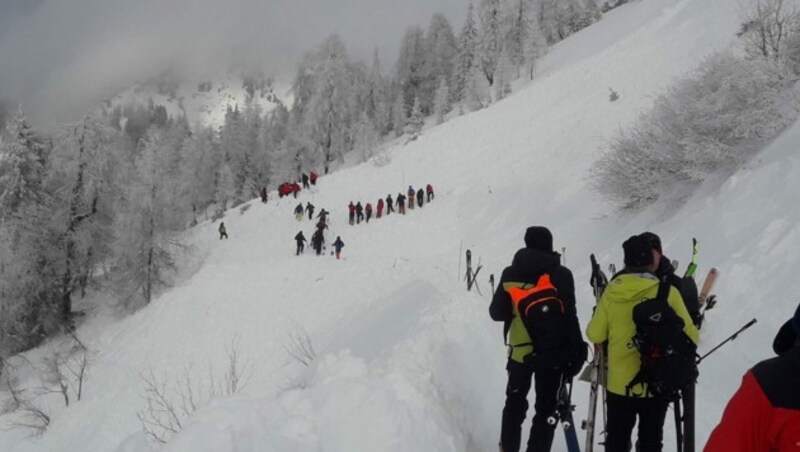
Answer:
[
  {"left": 623, "top": 235, "right": 653, "bottom": 268},
  {"left": 773, "top": 302, "right": 800, "bottom": 355},
  {"left": 640, "top": 231, "right": 662, "bottom": 254},
  {"left": 524, "top": 226, "right": 553, "bottom": 252}
]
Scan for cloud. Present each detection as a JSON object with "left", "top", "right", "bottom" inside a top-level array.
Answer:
[{"left": 0, "top": 0, "right": 465, "bottom": 125}]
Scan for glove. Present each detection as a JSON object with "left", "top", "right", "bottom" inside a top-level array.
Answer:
[{"left": 563, "top": 342, "right": 589, "bottom": 378}]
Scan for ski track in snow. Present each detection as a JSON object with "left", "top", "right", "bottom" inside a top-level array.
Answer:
[{"left": 2, "top": 0, "right": 798, "bottom": 450}]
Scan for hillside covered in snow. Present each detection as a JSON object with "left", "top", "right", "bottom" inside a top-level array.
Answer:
[{"left": 2, "top": 0, "right": 799, "bottom": 451}]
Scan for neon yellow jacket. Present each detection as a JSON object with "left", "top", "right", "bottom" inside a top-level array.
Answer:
[{"left": 586, "top": 272, "right": 699, "bottom": 397}]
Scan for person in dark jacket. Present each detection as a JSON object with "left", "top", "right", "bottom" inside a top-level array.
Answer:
[
  {"left": 356, "top": 202, "right": 364, "bottom": 224},
  {"left": 348, "top": 202, "right": 356, "bottom": 225},
  {"left": 386, "top": 194, "right": 394, "bottom": 215},
  {"left": 311, "top": 230, "right": 324, "bottom": 256},
  {"left": 294, "top": 231, "right": 307, "bottom": 255},
  {"left": 640, "top": 232, "right": 702, "bottom": 327},
  {"left": 416, "top": 188, "right": 424, "bottom": 208},
  {"left": 365, "top": 203, "right": 373, "bottom": 223},
  {"left": 260, "top": 187, "right": 268, "bottom": 204},
  {"left": 306, "top": 202, "right": 315, "bottom": 221},
  {"left": 705, "top": 302, "right": 800, "bottom": 451},
  {"left": 302, "top": 173, "right": 310, "bottom": 189},
  {"left": 426, "top": 183, "right": 434, "bottom": 202},
  {"left": 397, "top": 193, "right": 406, "bottom": 214},
  {"left": 333, "top": 236, "right": 345, "bottom": 260},
  {"left": 294, "top": 203, "right": 304, "bottom": 221},
  {"left": 490, "top": 227, "right": 587, "bottom": 452},
  {"left": 218, "top": 222, "right": 228, "bottom": 240}
]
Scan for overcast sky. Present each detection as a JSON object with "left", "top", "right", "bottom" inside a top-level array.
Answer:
[{"left": 0, "top": 0, "right": 466, "bottom": 125}]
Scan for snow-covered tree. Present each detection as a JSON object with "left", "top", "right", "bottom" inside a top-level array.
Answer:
[
  {"left": 352, "top": 112, "right": 380, "bottom": 162},
  {"left": 433, "top": 79, "right": 451, "bottom": 125},
  {"left": 454, "top": 2, "right": 480, "bottom": 102},
  {"left": 396, "top": 26, "right": 429, "bottom": 114},
  {"left": 479, "top": 0, "right": 504, "bottom": 85},
  {"left": 739, "top": 0, "right": 800, "bottom": 61},
  {"left": 392, "top": 94, "right": 407, "bottom": 138},
  {"left": 405, "top": 97, "right": 424, "bottom": 141},
  {"left": 424, "top": 13, "right": 458, "bottom": 109}
]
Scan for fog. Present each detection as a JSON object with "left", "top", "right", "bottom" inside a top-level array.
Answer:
[{"left": 0, "top": 0, "right": 465, "bottom": 125}]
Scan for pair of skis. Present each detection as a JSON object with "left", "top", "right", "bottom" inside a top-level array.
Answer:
[{"left": 580, "top": 254, "right": 610, "bottom": 452}]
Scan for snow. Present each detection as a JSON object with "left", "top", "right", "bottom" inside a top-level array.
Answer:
[{"left": 2, "top": 0, "right": 797, "bottom": 450}]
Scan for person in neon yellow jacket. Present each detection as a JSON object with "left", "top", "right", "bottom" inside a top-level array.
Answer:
[{"left": 587, "top": 234, "right": 699, "bottom": 452}]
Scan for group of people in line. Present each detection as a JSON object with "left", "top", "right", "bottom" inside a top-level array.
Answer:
[
  {"left": 294, "top": 206, "right": 344, "bottom": 258},
  {"left": 348, "top": 183, "right": 434, "bottom": 225},
  {"left": 490, "top": 226, "right": 799, "bottom": 452},
  {"left": 276, "top": 170, "right": 319, "bottom": 199}
]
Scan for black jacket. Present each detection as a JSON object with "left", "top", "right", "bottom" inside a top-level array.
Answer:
[
  {"left": 490, "top": 248, "right": 584, "bottom": 352},
  {"left": 294, "top": 232, "right": 306, "bottom": 243},
  {"left": 655, "top": 256, "right": 701, "bottom": 326}
]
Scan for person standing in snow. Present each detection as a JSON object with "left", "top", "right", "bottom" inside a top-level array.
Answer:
[
  {"left": 377, "top": 198, "right": 384, "bottom": 219},
  {"left": 294, "top": 203, "right": 304, "bottom": 221},
  {"left": 397, "top": 192, "right": 406, "bottom": 215},
  {"left": 365, "top": 203, "right": 373, "bottom": 223},
  {"left": 356, "top": 202, "right": 364, "bottom": 224},
  {"left": 386, "top": 194, "right": 394, "bottom": 215},
  {"left": 306, "top": 202, "right": 315, "bottom": 221},
  {"left": 586, "top": 234, "right": 699, "bottom": 452},
  {"left": 640, "top": 232, "right": 703, "bottom": 328},
  {"left": 292, "top": 182, "right": 301, "bottom": 198},
  {"left": 311, "top": 229, "right": 324, "bottom": 256},
  {"left": 490, "top": 227, "right": 586, "bottom": 452},
  {"left": 705, "top": 302, "right": 800, "bottom": 451},
  {"left": 294, "top": 231, "right": 307, "bottom": 255},
  {"left": 333, "top": 236, "right": 345, "bottom": 260},
  {"left": 416, "top": 188, "right": 424, "bottom": 208},
  {"left": 218, "top": 222, "right": 228, "bottom": 240},
  {"left": 426, "top": 183, "right": 434, "bottom": 202},
  {"left": 260, "top": 187, "right": 268, "bottom": 204},
  {"left": 407, "top": 186, "right": 415, "bottom": 210},
  {"left": 302, "top": 173, "right": 310, "bottom": 189},
  {"left": 348, "top": 202, "right": 356, "bottom": 225},
  {"left": 310, "top": 171, "right": 318, "bottom": 186}
]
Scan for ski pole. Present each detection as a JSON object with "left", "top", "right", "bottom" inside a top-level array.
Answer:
[{"left": 696, "top": 318, "right": 757, "bottom": 365}]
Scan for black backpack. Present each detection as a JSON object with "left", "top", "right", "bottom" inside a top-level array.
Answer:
[
  {"left": 627, "top": 277, "right": 698, "bottom": 399},
  {"left": 508, "top": 273, "right": 569, "bottom": 370}
]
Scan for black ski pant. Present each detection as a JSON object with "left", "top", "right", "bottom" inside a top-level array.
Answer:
[
  {"left": 296, "top": 242, "right": 304, "bottom": 255},
  {"left": 605, "top": 392, "right": 669, "bottom": 452},
  {"left": 500, "top": 359, "right": 560, "bottom": 452},
  {"left": 387, "top": 204, "right": 394, "bottom": 214}
]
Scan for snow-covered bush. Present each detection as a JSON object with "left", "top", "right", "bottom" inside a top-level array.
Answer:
[{"left": 593, "top": 52, "right": 797, "bottom": 209}]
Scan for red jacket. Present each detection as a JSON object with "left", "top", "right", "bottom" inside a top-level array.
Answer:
[
  {"left": 310, "top": 172, "right": 318, "bottom": 183},
  {"left": 705, "top": 347, "right": 800, "bottom": 451},
  {"left": 365, "top": 203, "right": 372, "bottom": 212}
]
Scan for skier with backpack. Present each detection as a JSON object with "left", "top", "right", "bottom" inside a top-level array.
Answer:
[
  {"left": 490, "top": 227, "right": 587, "bottom": 452},
  {"left": 705, "top": 303, "right": 800, "bottom": 451},
  {"left": 332, "top": 236, "right": 345, "bottom": 260},
  {"left": 294, "top": 231, "right": 307, "bottom": 255},
  {"left": 586, "top": 234, "right": 699, "bottom": 452},
  {"left": 640, "top": 232, "right": 702, "bottom": 328}
]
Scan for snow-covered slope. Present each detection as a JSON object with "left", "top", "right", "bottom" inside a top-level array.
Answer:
[{"left": 3, "top": 0, "right": 798, "bottom": 451}]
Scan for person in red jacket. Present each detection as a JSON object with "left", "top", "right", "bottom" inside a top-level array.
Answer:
[
  {"left": 705, "top": 302, "right": 800, "bottom": 451},
  {"left": 310, "top": 171, "right": 318, "bottom": 186},
  {"left": 292, "top": 182, "right": 301, "bottom": 198},
  {"left": 348, "top": 202, "right": 356, "bottom": 225},
  {"left": 376, "top": 198, "right": 384, "bottom": 219},
  {"left": 426, "top": 184, "right": 434, "bottom": 202},
  {"left": 365, "top": 203, "right": 373, "bottom": 223}
]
